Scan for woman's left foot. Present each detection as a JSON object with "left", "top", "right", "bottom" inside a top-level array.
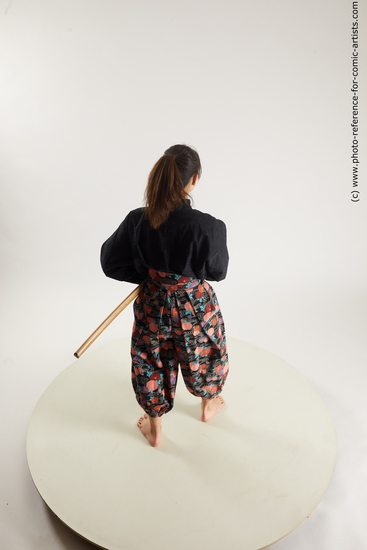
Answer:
[
  {"left": 137, "top": 414, "right": 161, "bottom": 447},
  {"left": 201, "top": 395, "right": 226, "bottom": 422}
]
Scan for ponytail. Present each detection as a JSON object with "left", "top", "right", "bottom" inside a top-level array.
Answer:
[{"left": 143, "top": 144, "right": 202, "bottom": 229}]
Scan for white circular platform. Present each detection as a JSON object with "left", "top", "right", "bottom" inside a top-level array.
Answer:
[{"left": 27, "top": 337, "right": 337, "bottom": 550}]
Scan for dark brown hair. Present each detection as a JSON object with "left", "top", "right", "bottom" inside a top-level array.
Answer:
[{"left": 143, "top": 144, "right": 202, "bottom": 229}]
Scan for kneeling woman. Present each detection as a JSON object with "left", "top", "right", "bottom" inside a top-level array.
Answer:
[{"left": 100, "top": 144, "right": 229, "bottom": 447}]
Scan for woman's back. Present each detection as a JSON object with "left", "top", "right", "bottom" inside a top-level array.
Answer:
[{"left": 101, "top": 196, "right": 229, "bottom": 284}]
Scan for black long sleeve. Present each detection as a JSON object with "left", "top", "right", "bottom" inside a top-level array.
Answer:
[
  {"left": 101, "top": 199, "right": 229, "bottom": 284},
  {"left": 100, "top": 215, "right": 144, "bottom": 284}
]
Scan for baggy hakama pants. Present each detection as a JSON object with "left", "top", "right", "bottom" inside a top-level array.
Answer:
[{"left": 130, "top": 268, "right": 229, "bottom": 417}]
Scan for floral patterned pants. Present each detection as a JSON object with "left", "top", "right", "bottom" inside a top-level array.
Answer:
[{"left": 130, "top": 268, "right": 229, "bottom": 417}]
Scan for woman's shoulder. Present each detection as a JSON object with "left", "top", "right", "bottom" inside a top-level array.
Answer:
[
  {"left": 124, "top": 203, "right": 226, "bottom": 235},
  {"left": 123, "top": 206, "right": 146, "bottom": 223},
  {"left": 190, "top": 206, "right": 226, "bottom": 230}
]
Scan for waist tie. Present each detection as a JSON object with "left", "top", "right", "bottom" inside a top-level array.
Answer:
[{"left": 146, "top": 268, "right": 201, "bottom": 291}]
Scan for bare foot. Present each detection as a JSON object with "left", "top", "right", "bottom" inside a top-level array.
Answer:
[
  {"left": 137, "top": 414, "right": 162, "bottom": 447},
  {"left": 201, "top": 395, "right": 226, "bottom": 422}
]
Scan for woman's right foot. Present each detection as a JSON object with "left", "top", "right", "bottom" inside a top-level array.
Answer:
[
  {"left": 137, "top": 414, "right": 161, "bottom": 447},
  {"left": 201, "top": 395, "right": 226, "bottom": 422}
]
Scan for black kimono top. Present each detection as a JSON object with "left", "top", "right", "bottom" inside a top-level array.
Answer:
[{"left": 100, "top": 198, "right": 229, "bottom": 284}]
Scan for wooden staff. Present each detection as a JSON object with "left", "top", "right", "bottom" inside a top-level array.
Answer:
[{"left": 74, "top": 282, "right": 143, "bottom": 358}]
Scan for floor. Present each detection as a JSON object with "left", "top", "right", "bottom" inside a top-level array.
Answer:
[{"left": 1, "top": 277, "right": 366, "bottom": 549}]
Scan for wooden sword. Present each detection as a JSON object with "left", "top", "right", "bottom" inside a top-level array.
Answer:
[{"left": 74, "top": 282, "right": 143, "bottom": 358}]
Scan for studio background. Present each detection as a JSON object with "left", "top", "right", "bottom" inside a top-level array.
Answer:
[{"left": 1, "top": 0, "right": 366, "bottom": 548}]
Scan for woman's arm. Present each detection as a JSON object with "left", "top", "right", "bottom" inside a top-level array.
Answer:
[
  {"left": 100, "top": 213, "right": 144, "bottom": 284},
  {"left": 205, "top": 220, "right": 229, "bottom": 281}
]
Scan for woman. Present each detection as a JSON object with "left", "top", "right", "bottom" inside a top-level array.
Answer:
[{"left": 100, "top": 144, "right": 229, "bottom": 447}]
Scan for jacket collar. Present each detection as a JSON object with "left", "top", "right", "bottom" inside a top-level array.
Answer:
[{"left": 182, "top": 197, "right": 191, "bottom": 207}]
